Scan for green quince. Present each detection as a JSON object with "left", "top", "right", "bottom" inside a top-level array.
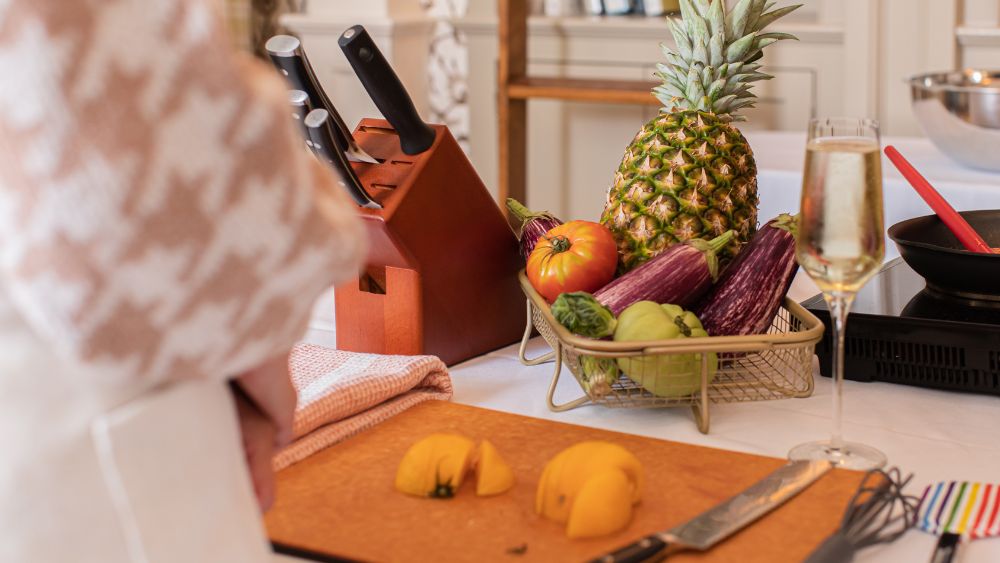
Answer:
[{"left": 613, "top": 301, "right": 718, "bottom": 398}]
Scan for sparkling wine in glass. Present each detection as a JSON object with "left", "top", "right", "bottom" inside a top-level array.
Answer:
[{"left": 789, "top": 117, "right": 887, "bottom": 470}]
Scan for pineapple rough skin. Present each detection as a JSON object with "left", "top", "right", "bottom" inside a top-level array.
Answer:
[
  {"left": 601, "top": 110, "right": 757, "bottom": 272},
  {"left": 600, "top": 0, "right": 801, "bottom": 272}
]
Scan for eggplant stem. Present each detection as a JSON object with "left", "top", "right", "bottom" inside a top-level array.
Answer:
[
  {"left": 772, "top": 213, "right": 800, "bottom": 238},
  {"left": 686, "top": 230, "right": 735, "bottom": 281},
  {"left": 707, "top": 230, "right": 736, "bottom": 252},
  {"left": 506, "top": 198, "right": 545, "bottom": 222}
]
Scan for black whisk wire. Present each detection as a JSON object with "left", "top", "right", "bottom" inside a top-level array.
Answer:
[{"left": 804, "top": 466, "right": 920, "bottom": 563}]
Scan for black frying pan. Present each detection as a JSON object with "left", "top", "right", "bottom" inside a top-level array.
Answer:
[{"left": 888, "top": 210, "right": 1000, "bottom": 299}]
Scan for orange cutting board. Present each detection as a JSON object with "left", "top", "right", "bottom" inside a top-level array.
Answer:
[{"left": 265, "top": 401, "right": 863, "bottom": 562}]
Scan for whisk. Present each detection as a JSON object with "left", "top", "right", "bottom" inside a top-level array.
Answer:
[{"left": 804, "top": 467, "right": 921, "bottom": 563}]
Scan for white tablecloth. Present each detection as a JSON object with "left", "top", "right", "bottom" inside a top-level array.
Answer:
[{"left": 293, "top": 133, "right": 1000, "bottom": 562}]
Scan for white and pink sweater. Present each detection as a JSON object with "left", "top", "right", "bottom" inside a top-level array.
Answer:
[{"left": 0, "top": 1, "right": 366, "bottom": 561}]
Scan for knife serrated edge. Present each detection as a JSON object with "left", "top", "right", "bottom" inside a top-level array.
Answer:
[
  {"left": 660, "top": 460, "right": 832, "bottom": 551},
  {"left": 266, "top": 35, "right": 379, "bottom": 165}
]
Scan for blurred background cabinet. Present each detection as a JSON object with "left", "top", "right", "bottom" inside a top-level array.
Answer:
[{"left": 230, "top": 0, "right": 1000, "bottom": 219}]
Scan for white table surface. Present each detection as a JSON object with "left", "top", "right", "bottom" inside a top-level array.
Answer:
[{"left": 287, "top": 133, "right": 1000, "bottom": 562}]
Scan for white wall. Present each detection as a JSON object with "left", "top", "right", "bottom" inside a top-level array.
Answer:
[
  {"left": 287, "top": 0, "right": 1000, "bottom": 219},
  {"left": 456, "top": 0, "right": 1000, "bottom": 219}
]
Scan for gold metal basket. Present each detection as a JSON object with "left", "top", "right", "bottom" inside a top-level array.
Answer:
[{"left": 517, "top": 271, "right": 824, "bottom": 433}]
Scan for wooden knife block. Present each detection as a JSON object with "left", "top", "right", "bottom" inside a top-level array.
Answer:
[{"left": 333, "top": 119, "right": 524, "bottom": 366}]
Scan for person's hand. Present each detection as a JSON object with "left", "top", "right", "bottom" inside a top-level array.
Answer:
[
  {"left": 232, "top": 353, "right": 298, "bottom": 511},
  {"left": 232, "top": 386, "right": 279, "bottom": 511},
  {"left": 236, "top": 353, "right": 297, "bottom": 448}
]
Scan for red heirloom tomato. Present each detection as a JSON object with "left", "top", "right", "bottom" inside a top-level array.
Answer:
[{"left": 526, "top": 220, "right": 618, "bottom": 302}]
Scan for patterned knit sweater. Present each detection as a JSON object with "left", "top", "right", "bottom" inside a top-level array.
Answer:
[{"left": 0, "top": 0, "right": 366, "bottom": 385}]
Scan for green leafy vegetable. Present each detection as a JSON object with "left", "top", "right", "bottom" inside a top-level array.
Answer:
[{"left": 551, "top": 292, "right": 617, "bottom": 338}]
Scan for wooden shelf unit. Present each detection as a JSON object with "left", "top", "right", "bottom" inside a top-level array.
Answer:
[
  {"left": 507, "top": 77, "right": 661, "bottom": 105},
  {"left": 497, "top": 0, "right": 660, "bottom": 210}
]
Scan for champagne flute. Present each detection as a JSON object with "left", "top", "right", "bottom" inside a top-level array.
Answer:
[{"left": 789, "top": 117, "right": 887, "bottom": 470}]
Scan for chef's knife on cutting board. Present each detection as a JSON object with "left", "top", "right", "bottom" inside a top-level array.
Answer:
[
  {"left": 338, "top": 25, "right": 436, "bottom": 155},
  {"left": 304, "top": 108, "right": 381, "bottom": 210},
  {"left": 265, "top": 34, "right": 379, "bottom": 165},
  {"left": 594, "top": 460, "right": 832, "bottom": 562}
]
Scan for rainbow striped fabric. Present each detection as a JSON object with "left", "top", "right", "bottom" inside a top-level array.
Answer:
[{"left": 918, "top": 481, "right": 1000, "bottom": 540}]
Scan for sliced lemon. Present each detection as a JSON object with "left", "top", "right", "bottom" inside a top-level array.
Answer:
[
  {"left": 475, "top": 439, "right": 515, "bottom": 496},
  {"left": 566, "top": 468, "right": 634, "bottom": 539},
  {"left": 395, "top": 433, "right": 475, "bottom": 498},
  {"left": 536, "top": 441, "right": 643, "bottom": 523}
]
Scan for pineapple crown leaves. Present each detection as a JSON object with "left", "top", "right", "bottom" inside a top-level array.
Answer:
[{"left": 654, "top": 0, "right": 802, "bottom": 121}]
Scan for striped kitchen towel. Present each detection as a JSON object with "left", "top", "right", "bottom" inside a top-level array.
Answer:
[{"left": 273, "top": 344, "right": 453, "bottom": 470}]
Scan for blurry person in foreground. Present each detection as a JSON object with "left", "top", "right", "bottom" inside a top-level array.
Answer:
[{"left": 0, "top": 1, "right": 367, "bottom": 561}]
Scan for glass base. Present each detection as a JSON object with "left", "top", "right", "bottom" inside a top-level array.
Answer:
[{"left": 788, "top": 440, "right": 887, "bottom": 471}]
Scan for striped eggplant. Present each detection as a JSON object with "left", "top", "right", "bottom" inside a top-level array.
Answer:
[
  {"left": 694, "top": 214, "right": 799, "bottom": 336},
  {"left": 594, "top": 230, "right": 735, "bottom": 315},
  {"left": 506, "top": 198, "right": 563, "bottom": 260}
]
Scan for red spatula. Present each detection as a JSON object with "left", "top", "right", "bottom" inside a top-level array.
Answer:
[{"left": 884, "top": 146, "right": 997, "bottom": 254}]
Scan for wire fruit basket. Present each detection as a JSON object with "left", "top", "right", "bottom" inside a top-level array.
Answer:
[{"left": 517, "top": 271, "right": 825, "bottom": 433}]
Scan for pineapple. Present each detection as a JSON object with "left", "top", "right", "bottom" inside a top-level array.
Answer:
[{"left": 601, "top": 0, "right": 800, "bottom": 271}]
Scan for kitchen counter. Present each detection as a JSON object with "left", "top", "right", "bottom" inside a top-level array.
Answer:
[
  {"left": 295, "top": 276, "right": 1000, "bottom": 562},
  {"left": 288, "top": 133, "right": 1000, "bottom": 562}
]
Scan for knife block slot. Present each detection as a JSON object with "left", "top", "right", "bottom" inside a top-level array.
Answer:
[
  {"left": 334, "top": 119, "right": 523, "bottom": 366},
  {"left": 358, "top": 125, "right": 397, "bottom": 135},
  {"left": 359, "top": 265, "right": 387, "bottom": 294}
]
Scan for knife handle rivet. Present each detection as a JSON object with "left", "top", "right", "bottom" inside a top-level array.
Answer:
[
  {"left": 342, "top": 29, "right": 356, "bottom": 40},
  {"left": 358, "top": 47, "right": 373, "bottom": 62}
]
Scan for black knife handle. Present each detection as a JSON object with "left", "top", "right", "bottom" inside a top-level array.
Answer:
[
  {"left": 288, "top": 89, "right": 312, "bottom": 139},
  {"left": 930, "top": 533, "right": 961, "bottom": 563},
  {"left": 267, "top": 43, "right": 348, "bottom": 151},
  {"left": 264, "top": 35, "right": 312, "bottom": 98},
  {"left": 803, "top": 532, "right": 856, "bottom": 563},
  {"left": 304, "top": 109, "right": 381, "bottom": 209},
  {"left": 266, "top": 36, "right": 326, "bottom": 111},
  {"left": 591, "top": 535, "right": 669, "bottom": 563},
  {"left": 338, "top": 25, "right": 436, "bottom": 155},
  {"left": 266, "top": 36, "right": 352, "bottom": 154}
]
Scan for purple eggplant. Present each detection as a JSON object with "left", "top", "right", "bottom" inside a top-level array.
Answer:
[
  {"left": 694, "top": 214, "right": 799, "bottom": 336},
  {"left": 594, "top": 230, "right": 735, "bottom": 316},
  {"left": 506, "top": 198, "right": 562, "bottom": 260}
]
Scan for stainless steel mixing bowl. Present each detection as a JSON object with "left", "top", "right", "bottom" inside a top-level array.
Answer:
[{"left": 910, "top": 69, "right": 1000, "bottom": 172}]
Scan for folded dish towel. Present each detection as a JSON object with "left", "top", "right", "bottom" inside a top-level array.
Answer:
[{"left": 273, "top": 344, "right": 453, "bottom": 470}]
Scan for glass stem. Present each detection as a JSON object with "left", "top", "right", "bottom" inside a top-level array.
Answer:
[{"left": 824, "top": 292, "right": 854, "bottom": 451}]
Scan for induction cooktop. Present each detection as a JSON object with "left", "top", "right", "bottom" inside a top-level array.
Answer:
[{"left": 801, "top": 258, "right": 1000, "bottom": 396}]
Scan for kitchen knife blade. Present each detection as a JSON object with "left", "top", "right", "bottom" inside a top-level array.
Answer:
[
  {"left": 338, "top": 25, "right": 436, "bottom": 155},
  {"left": 265, "top": 34, "right": 379, "bottom": 165},
  {"left": 594, "top": 460, "right": 832, "bottom": 563},
  {"left": 304, "top": 109, "right": 381, "bottom": 210}
]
